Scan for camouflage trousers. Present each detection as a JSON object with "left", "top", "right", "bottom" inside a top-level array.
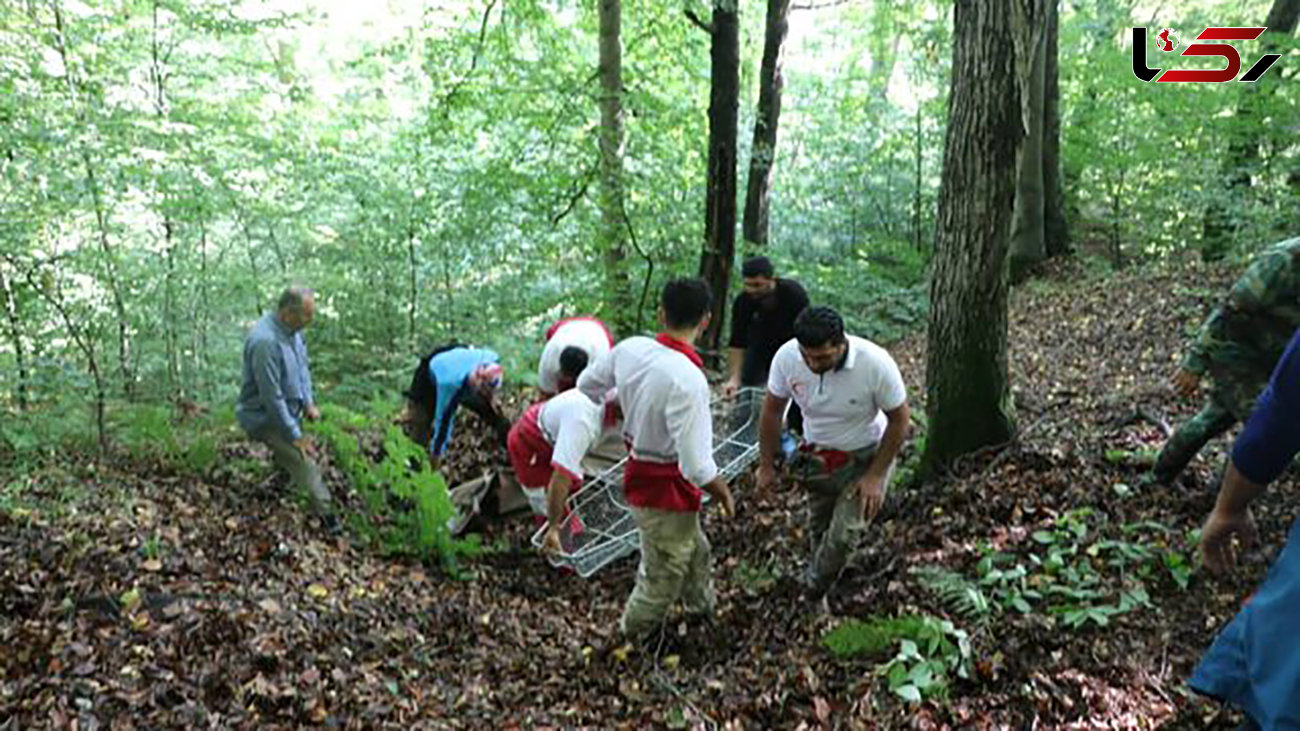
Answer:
[
  {"left": 1154, "top": 369, "right": 1266, "bottom": 482},
  {"left": 788, "top": 442, "right": 892, "bottom": 597},
  {"left": 619, "top": 507, "right": 715, "bottom": 638}
]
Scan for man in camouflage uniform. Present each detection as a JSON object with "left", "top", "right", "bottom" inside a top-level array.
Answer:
[{"left": 1154, "top": 237, "right": 1300, "bottom": 483}]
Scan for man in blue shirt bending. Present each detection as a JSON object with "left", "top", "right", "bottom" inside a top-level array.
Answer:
[
  {"left": 1191, "top": 328, "right": 1300, "bottom": 729},
  {"left": 236, "top": 286, "right": 339, "bottom": 534}
]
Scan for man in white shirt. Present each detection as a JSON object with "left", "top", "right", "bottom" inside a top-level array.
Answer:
[
  {"left": 756, "top": 306, "right": 909, "bottom": 600},
  {"left": 578, "top": 278, "right": 735, "bottom": 639},
  {"left": 507, "top": 386, "right": 621, "bottom": 532},
  {"left": 538, "top": 316, "right": 614, "bottom": 398}
]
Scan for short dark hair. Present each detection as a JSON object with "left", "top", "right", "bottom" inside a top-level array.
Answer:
[
  {"left": 741, "top": 256, "right": 775, "bottom": 279},
  {"left": 558, "top": 346, "right": 589, "bottom": 380},
  {"left": 793, "top": 306, "right": 845, "bottom": 349},
  {"left": 660, "top": 277, "right": 713, "bottom": 330}
]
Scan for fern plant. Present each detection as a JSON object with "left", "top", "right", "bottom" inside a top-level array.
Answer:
[
  {"left": 310, "top": 404, "right": 477, "bottom": 573},
  {"left": 911, "top": 565, "right": 994, "bottom": 623}
]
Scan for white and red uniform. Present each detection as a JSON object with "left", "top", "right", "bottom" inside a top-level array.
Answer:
[
  {"left": 538, "top": 317, "right": 613, "bottom": 394},
  {"left": 577, "top": 334, "right": 718, "bottom": 512},
  {"left": 506, "top": 388, "right": 618, "bottom": 516}
]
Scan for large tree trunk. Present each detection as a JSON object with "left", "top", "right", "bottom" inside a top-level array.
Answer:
[
  {"left": 0, "top": 263, "right": 29, "bottom": 410},
  {"left": 1009, "top": 18, "right": 1047, "bottom": 281},
  {"left": 599, "top": 0, "right": 631, "bottom": 337},
  {"left": 697, "top": 0, "right": 740, "bottom": 353},
  {"left": 1042, "top": 0, "right": 1069, "bottom": 257},
  {"left": 924, "top": 0, "right": 1046, "bottom": 470},
  {"left": 741, "top": 0, "right": 790, "bottom": 249},
  {"left": 1201, "top": 0, "right": 1300, "bottom": 259}
]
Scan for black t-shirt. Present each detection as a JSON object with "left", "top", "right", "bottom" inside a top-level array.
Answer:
[{"left": 728, "top": 277, "right": 809, "bottom": 370}]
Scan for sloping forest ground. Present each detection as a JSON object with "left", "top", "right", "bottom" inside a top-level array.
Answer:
[{"left": 3, "top": 257, "right": 1292, "bottom": 729}]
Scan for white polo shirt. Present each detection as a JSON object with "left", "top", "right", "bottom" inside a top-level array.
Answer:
[
  {"left": 537, "top": 387, "right": 610, "bottom": 480},
  {"left": 538, "top": 318, "right": 613, "bottom": 394},
  {"left": 577, "top": 336, "right": 719, "bottom": 488},
  {"left": 767, "top": 335, "right": 907, "bottom": 451}
]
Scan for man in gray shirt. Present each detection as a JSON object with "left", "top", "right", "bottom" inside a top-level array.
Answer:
[{"left": 236, "top": 286, "right": 338, "bottom": 534}]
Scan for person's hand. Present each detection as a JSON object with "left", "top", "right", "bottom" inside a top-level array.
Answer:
[
  {"left": 755, "top": 462, "right": 778, "bottom": 492},
  {"left": 1171, "top": 368, "right": 1201, "bottom": 399},
  {"left": 293, "top": 436, "right": 315, "bottom": 457},
  {"left": 857, "top": 474, "right": 886, "bottom": 522},
  {"left": 304, "top": 404, "right": 321, "bottom": 421},
  {"left": 706, "top": 479, "right": 735, "bottom": 519},
  {"left": 542, "top": 525, "right": 563, "bottom": 554},
  {"left": 722, "top": 378, "right": 741, "bottom": 399},
  {"left": 1200, "top": 506, "right": 1258, "bottom": 575}
]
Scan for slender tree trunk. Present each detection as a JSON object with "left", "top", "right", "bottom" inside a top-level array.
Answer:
[
  {"left": 194, "top": 214, "right": 210, "bottom": 396},
  {"left": 52, "top": 0, "right": 134, "bottom": 400},
  {"left": 0, "top": 264, "right": 29, "bottom": 410},
  {"left": 741, "top": 0, "right": 790, "bottom": 249},
  {"left": 1009, "top": 21, "right": 1047, "bottom": 281},
  {"left": 151, "top": 0, "right": 181, "bottom": 397},
  {"left": 599, "top": 0, "right": 631, "bottom": 336},
  {"left": 697, "top": 0, "right": 740, "bottom": 353},
  {"left": 81, "top": 153, "right": 134, "bottom": 399},
  {"left": 18, "top": 264, "right": 106, "bottom": 450},
  {"left": 866, "top": 3, "right": 902, "bottom": 103},
  {"left": 1042, "top": 0, "right": 1069, "bottom": 257},
  {"left": 924, "top": 0, "right": 1046, "bottom": 470},
  {"left": 912, "top": 103, "right": 924, "bottom": 250},
  {"left": 407, "top": 215, "right": 419, "bottom": 348},
  {"left": 239, "top": 209, "right": 262, "bottom": 317}
]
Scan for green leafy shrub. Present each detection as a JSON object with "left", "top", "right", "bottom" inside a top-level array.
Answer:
[
  {"left": 823, "top": 613, "right": 972, "bottom": 703},
  {"left": 309, "top": 403, "right": 478, "bottom": 573}
]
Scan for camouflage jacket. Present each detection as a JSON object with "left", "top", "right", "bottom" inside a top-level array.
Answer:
[{"left": 1183, "top": 237, "right": 1300, "bottom": 377}]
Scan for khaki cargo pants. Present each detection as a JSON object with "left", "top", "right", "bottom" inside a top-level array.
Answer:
[
  {"left": 619, "top": 506, "right": 715, "bottom": 638},
  {"left": 788, "top": 442, "right": 892, "bottom": 596},
  {"left": 249, "top": 427, "right": 333, "bottom": 515}
]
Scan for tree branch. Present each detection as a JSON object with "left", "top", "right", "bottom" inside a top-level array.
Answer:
[
  {"left": 684, "top": 8, "right": 714, "bottom": 34},
  {"left": 791, "top": 0, "right": 851, "bottom": 9},
  {"left": 620, "top": 198, "right": 654, "bottom": 333},
  {"left": 551, "top": 161, "right": 599, "bottom": 226},
  {"left": 439, "top": 0, "right": 499, "bottom": 116}
]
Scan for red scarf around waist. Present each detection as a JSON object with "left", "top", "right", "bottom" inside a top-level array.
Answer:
[
  {"left": 623, "top": 457, "right": 702, "bottom": 512},
  {"left": 507, "top": 403, "right": 555, "bottom": 489},
  {"left": 798, "top": 443, "right": 852, "bottom": 474}
]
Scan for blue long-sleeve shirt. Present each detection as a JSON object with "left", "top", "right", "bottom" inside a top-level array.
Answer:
[
  {"left": 236, "top": 313, "right": 315, "bottom": 442},
  {"left": 1233, "top": 328, "right": 1300, "bottom": 485},
  {"left": 429, "top": 347, "right": 499, "bottom": 457}
]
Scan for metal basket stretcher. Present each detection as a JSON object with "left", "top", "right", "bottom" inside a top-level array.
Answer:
[{"left": 530, "top": 387, "right": 765, "bottom": 577}]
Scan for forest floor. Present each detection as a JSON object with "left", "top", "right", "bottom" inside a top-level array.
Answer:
[{"left": 3, "top": 256, "right": 1292, "bottom": 729}]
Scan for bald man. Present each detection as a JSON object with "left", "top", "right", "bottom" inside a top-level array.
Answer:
[{"left": 236, "top": 286, "right": 339, "bottom": 534}]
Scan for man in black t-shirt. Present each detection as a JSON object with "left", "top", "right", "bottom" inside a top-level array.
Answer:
[{"left": 723, "top": 257, "right": 809, "bottom": 431}]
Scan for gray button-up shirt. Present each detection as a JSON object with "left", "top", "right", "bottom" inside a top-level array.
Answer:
[{"left": 236, "top": 313, "right": 315, "bottom": 441}]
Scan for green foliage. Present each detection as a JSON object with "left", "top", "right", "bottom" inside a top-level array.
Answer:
[
  {"left": 309, "top": 403, "right": 476, "bottom": 573},
  {"left": 911, "top": 565, "right": 993, "bottom": 623},
  {"left": 732, "top": 559, "right": 781, "bottom": 596},
  {"left": 111, "top": 404, "right": 225, "bottom": 474},
  {"left": 969, "top": 509, "right": 1194, "bottom": 629},
  {"left": 823, "top": 613, "right": 972, "bottom": 703}
]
